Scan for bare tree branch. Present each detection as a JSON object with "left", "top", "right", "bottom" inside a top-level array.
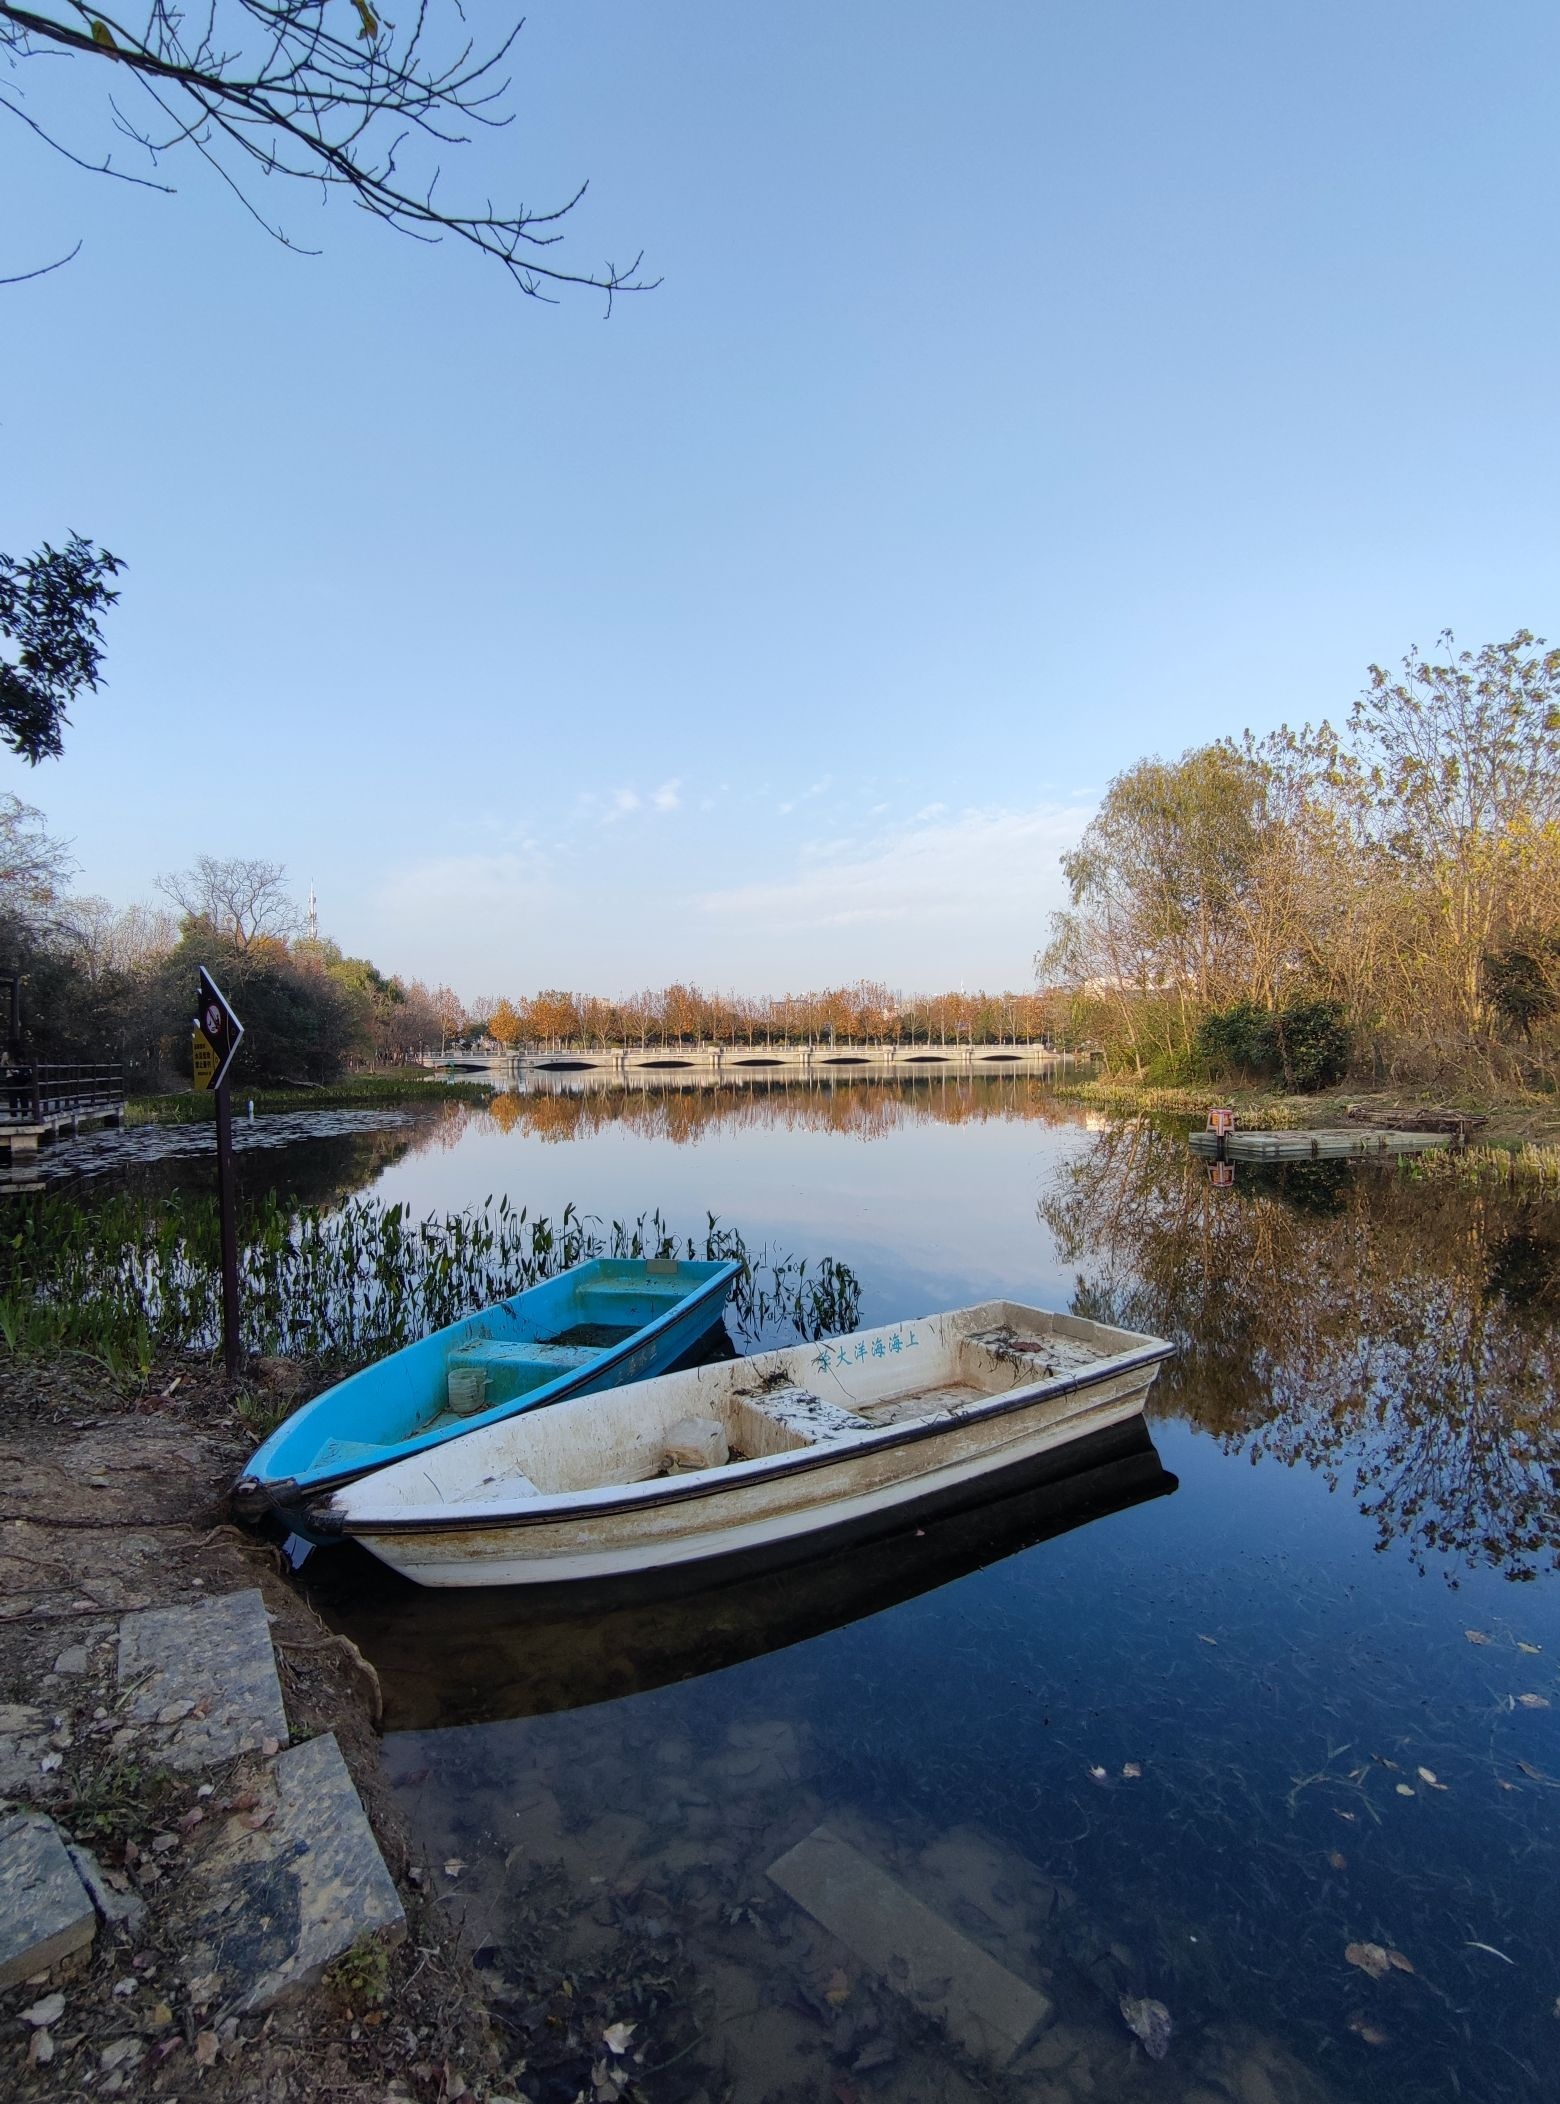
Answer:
[
  {"left": 0, "top": 235, "right": 82, "bottom": 281},
  {"left": 0, "top": 2, "right": 657, "bottom": 303}
]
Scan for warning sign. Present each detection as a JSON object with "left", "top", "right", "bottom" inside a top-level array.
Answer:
[{"left": 192, "top": 967, "right": 243, "bottom": 1093}]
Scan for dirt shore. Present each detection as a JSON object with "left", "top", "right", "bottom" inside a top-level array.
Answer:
[{"left": 0, "top": 1356, "right": 505, "bottom": 2104}]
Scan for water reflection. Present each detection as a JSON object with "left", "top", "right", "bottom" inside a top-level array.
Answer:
[
  {"left": 480, "top": 1069, "right": 1080, "bottom": 1145},
  {"left": 305, "top": 1088, "right": 1560, "bottom": 2104},
  {"left": 1041, "top": 1122, "right": 1560, "bottom": 1579},
  {"left": 313, "top": 1419, "right": 1176, "bottom": 1729}
]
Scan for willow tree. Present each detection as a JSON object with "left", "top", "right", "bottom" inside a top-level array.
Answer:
[{"left": 1340, "top": 631, "right": 1560, "bottom": 1041}]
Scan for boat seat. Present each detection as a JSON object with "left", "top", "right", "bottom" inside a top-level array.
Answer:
[
  {"left": 447, "top": 1340, "right": 601, "bottom": 1374},
  {"left": 745, "top": 1386, "right": 873, "bottom": 1444}
]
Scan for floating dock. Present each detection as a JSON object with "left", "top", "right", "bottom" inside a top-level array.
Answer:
[{"left": 1189, "top": 1127, "right": 1453, "bottom": 1162}]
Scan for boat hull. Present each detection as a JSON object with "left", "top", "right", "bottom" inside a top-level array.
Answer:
[
  {"left": 234, "top": 1256, "right": 741, "bottom": 1535},
  {"left": 343, "top": 1357, "right": 1161, "bottom": 1587}
]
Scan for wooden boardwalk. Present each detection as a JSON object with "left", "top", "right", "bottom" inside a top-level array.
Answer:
[{"left": 1189, "top": 1127, "right": 1452, "bottom": 1162}]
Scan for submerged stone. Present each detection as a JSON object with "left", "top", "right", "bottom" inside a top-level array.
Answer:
[{"left": 768, "top": 1822, "right": 1052, "bottom": 2067}]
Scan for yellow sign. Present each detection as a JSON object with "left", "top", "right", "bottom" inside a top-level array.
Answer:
[{"left": 191, "top": 1032, "right": 219, "bottom": 1092}]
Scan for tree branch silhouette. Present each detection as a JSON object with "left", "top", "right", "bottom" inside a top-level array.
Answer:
[{"left": 0, "top": 2, "right": 655, "bottom": 303}]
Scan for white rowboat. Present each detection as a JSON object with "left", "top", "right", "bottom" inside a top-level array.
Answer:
[{"left": 315, "top": 1301, "right": 1173, "bottom": 1589}]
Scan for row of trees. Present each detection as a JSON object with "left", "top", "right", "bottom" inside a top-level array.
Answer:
[
  {"left": 1041, "top": 630, "right": 1560, "bottom": 1089},
  {"left": 0, "top": 809, "right": 467, "bottom": 1086},
  {"left": 477, "top": 983, "right": 1057, "bottom": 1051}
]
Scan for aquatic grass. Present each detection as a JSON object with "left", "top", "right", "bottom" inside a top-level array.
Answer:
[
  {"left": 0, "top": 1191, "right": 861, "bottom": 1379},
  {"left": 1400, "top": 1141, "right": 1560, "bottom": 1190}
]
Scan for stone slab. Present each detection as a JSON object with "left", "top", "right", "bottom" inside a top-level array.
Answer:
[
  {"left": 0, "top": 1813, "right": 95, "bottom": 1987},
  {"left": 180, "top": 1732, "right": 404, "bottom": 2014},
  {"left": 768, "top": 1823, "right": 1051, "bottom": 2067},
  {"left": 116, "top": 1588, "right": 287, "bottom": 1770}
]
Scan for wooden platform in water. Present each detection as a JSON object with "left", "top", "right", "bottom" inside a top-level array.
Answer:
[{"left": 1189, "top": 1127, "right": 1452, "bottom": 1161}]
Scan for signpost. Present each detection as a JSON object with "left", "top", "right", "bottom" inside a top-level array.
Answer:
[{"left": 192, "top": 968, "right": 244, "bottom": 1378}]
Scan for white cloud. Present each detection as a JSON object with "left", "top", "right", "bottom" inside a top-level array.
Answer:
[
  {"left": 695, "top": 800, "right": 1089, "bottom": 983},
  {"left": 650, "top": 778, "right": 682, "bottom": 812}
]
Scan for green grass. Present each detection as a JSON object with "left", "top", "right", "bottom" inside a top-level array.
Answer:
[{"left": 126, "top": 1071, "right": 493, "bottom": 1124}]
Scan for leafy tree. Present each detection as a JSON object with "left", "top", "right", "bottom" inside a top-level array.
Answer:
[
  {"left": 0, "top": 535, "right": 122, "bottom": 761},
  {"left": 0, "top": 2, "right": 651, "bottom": 302}
]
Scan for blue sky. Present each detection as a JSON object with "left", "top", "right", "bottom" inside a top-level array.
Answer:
[{"left": 4, "top": 1, "right": 1556, "bottom": 998}]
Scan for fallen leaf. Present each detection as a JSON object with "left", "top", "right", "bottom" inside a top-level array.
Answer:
[
  {"left": 1122, "top": 1762, "right": 1142, "bottom": 1780},
  {"left": 1464, "top": 1940, "right": 1514, "bottom": 1963},
  {"left": 1348, "top": 2014, "right": 1390, "bottom": 2046},
  {"left": 443, "top": 1858, "right": 465, "bottom": 1878},
  {"left": 602, "top": 2022, "right": 636, "bottom": 2055},
  {"left": 1327, "top": 1851, "right": 1348, "bottom": 1870},
  {"left": 1518, "top": 1642, "right": 1543, "bottom": 1655},
  {"left": 194, "top": 2031, "right": 219, "bottom": 2068},
  {"left": 1334, "top": 1809, "right": 1358, "bottom": 1824},
  {"left": 27, "top": 2031, "right": 53, "bottom": 2068},
  {"left": 261, "top": 1736, "right": 280, "bottom": 1756},
  {"left": 1416, "top": 1767, "right": 1448, "bottom": 1790},
  {"left": 38, "top": 1751, "right": 62, "bottom": 1773},
  {"left": 1197, "top": 1634, "right": 1218, "bottom": 1646},
  {"left": 1465, "top": 1630, "right": 1490, "bottom": 1645},
  {"left": 1120, "top": 1995, "right": 1173, "bottom": 2060},
  {"left": 1395, "top": 1784, "right": 1415, "bottom": 1797},
  {"left": 21, "top": 1992, "right": 65, "bottom": 2028},
  {"left": 1517, "top": 1694, "right": 1551, "bottom": 1709},
  {"left": 1088, "top": 1764, "right": 1109, "bottom": 1783},
  {"left": 824, "top": 1968, "right": 851, "bottom": 2009},
  {"left": 1387, "top": 1950, "right": 1415, "bottom": 1974},
  {"left": 1346, "top": 1942, "right": 1392, "bottom": 1979}
]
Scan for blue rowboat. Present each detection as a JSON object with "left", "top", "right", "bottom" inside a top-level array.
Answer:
[{"left": 232, "top": 1256, "right": 742, "bottom": 1532}]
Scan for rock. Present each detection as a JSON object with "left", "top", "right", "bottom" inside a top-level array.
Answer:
[
  {"left": 768, "top": 1823, "right": 1052, "bottom": 2067},
  {"left": 21, "top": 1989, "right": 65, "bottom": 2026},
  {"left": 116, "top": 1588, "right": 288, "bottom": 1770},
  {"left": 0, "top": 1813, "right": 96, "bottom": 1988},
  {"left": 51, "top": 1645, "right": 91, "bottom": 1676},
  {"left": 0, "top": 1703, "right": 56, "bottom": 1797},
  {"left": 67, "top": 1843, "right": 148, "bottom": 1933},
  {"left": 177, "top": 1732, "right": 404, "bottom": 2013}
]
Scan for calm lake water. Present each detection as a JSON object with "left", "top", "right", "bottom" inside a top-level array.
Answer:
[{"left": 227, "top": 1076, "right": 1556, "bottom": 2102}]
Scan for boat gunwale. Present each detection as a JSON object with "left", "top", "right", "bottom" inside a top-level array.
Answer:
[
  {"left": 325, "top": 1335, "right": 1173, "bottom": 1538},
  {"left": 238, "top": 1256, "right": 743, "bottom": 1503}
]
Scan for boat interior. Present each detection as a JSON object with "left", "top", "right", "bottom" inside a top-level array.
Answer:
[{"left": 350, "top": 1310, "right": 1129, "bottom": 1514}]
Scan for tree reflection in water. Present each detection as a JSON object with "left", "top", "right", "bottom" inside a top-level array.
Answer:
[{"left": 1040, "top": 1121, "right": 1560, "bottom": 1579}]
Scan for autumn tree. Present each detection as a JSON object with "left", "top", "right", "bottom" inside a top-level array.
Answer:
[{"left": 487, "top": 998, "right": 523, "bottom": 1048}]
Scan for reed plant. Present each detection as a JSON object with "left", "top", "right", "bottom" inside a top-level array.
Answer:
[
  {"left": 0, "top": 1192, "right": 861, "bottom": 1383},
  {"left": 1400, "top": 1142, "right": 1560, "bottom": 1191}
]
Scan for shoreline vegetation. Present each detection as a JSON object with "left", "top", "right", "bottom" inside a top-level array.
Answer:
[
  {"left": 1040, "top": 633, "right": 1559, "bottom": 1105},
  {"left": 0, "top": 1192, "right": 862, "bottom": 1385}
]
